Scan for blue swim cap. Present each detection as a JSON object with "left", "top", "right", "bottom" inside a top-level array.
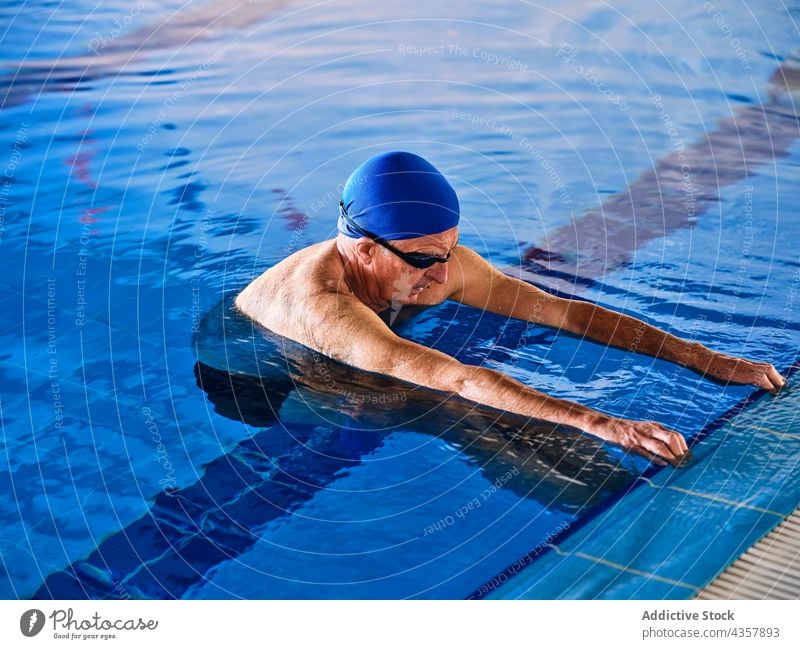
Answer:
[{"left": 338, "top": 151, "right": 460, "bottom": 240}]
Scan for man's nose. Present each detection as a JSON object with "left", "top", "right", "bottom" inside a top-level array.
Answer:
[{"left": 425, "top": 262, "right": 448, "bottom": 284}]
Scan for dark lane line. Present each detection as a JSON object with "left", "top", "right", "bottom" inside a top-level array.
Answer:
[{"left": 519, "top": 62, "right": 799, "bottom": 295}]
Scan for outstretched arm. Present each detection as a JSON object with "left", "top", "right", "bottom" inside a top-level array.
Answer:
[
  {"left": 449, "top": 246, "right": 786, "bottom": 393},
  {"left": 237, "top": 286, "right": 690, "bottom": 466}
]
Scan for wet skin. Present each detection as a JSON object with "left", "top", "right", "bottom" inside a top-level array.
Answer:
[{"left": 235, "top": 229, "right": 786, "bottom": 467}]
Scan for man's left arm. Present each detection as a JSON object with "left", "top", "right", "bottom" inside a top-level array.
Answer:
[
  {"left": 555, "top": 298, "right": 786, "bottom": 393},
  {"left": 448, "top": 246, "right": 787, "bottom": 393}
]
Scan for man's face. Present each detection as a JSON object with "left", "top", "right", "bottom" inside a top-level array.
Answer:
[{"left": 370, "top": 226, "right": 459, "bottom": 306}]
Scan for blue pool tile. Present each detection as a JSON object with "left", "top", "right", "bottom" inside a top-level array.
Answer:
[
  {"left": 0, "top": 568, "right": 20, "bottom": 599},
  {"left": 0, "top": 472, "right": 151, "bottom": 592},
  {"left": 0, "top": 249, "right": 61, "bottom": 299},
  {"left": 4, "top": 386, "right": 153, "bottom": 485},
  {"left": 149, "top": 491, "right": 216, "bottom": 531},
  {"left": 181, "top": 430, "right": 580, "bottom": 599},
  {"left": 487, "top": 549, "right": 695, "bottom": 599},
  {"left": 0, "top": 282, "right": 39, "bottom": 322},
  {"left": 487, "top": 378, "right": 800, "bottom": 600},
  {"left": 89, "top": 518, "right": 184, "bottom": 577},
  {"left": 23, "top": 376, "right": 122, "bottom": 432},
  {"left": 13, "top": 318, "right": 114, "bottom": 388},
  {"left": 34, "top": 515, "right": 185, "bottom": 599},
  {"left": 599, "top": 488, "right": 777, "bottom": 586},
  {"left": 187, "top": 454, "right": 263, "bottom": 500},
  {"left": 649, "top": 383, "right": 800, "bottom": 516},
  {"left": 30, "top": 420, "right": 370, "bottom": 598},
  {"left": 1, "top": 385, "right": 189, "bottom": 597},
  {"left": 0, "top": 359, "right": 35, "bottom": 407},
  {"left": 121, "top": 546, "right": 207, "bottom": 599},
  {"left": 171, "top": 534, "right": 233, "bottom": 572},
  {"left": 68, "top": 560, "right": 119, "bottom": 597},
  {"left": 194, "top": 509, "right": 257, "bottom": 554},
  {"left": 101, "top": 281, "right": 207, "bottom": 341},
  {"left": 33, "top": 570, "right": 96, "bottom": 600},
  {"left": 648, "top": 429, "right": 800, "bottom": 516},
  {"left": 165, "top": 478, "right": 227, "bottom": 516},
  {"left": 33, "top": 429, "right": 393, "bottom": 597},
  {"left": 490, "top": 481, "right": 785, "bottom": 599},
  {"left": 0, "top": 525, "right": 79, "bottom": 598},
  {"left": 218, "top": 479, "right": 312, "bottom": 529}
]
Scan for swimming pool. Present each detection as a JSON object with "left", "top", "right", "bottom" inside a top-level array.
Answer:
[{"left": 1, "top": 0, "right": 798, "bottom": 599}]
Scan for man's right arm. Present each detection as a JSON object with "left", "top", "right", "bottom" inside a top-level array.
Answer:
[{"left": 241, "top": 289, "right": 690, "bottom": 466}]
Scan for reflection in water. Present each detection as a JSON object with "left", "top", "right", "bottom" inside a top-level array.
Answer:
[
  {"left": 193, "top": 295, "right": 637, "bottom": 515},
  {"left": 520, "top": 59, "right": 800, "bottom": 293},
  {"left": 34, "top": 294, "right": 636, "bottom": 599},
  {"left": 0, "top": 0, "right": 289, "bottom": 110}
]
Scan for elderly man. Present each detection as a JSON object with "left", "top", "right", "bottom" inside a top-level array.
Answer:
[{"left": 235, "top": 151, "right": 785, "bottom": 467}]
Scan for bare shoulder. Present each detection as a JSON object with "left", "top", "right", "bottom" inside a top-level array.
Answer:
[
  {"left": 446, "top": 244, "right": 503, "bottom": 301},
  {"left": 451, "top": 244, "right": 493, "bottom": 269},
  {"left": 235, "top": 240, "right": 334, "bottom": 318},
  {"left": 233, "top": 240, "right": 391, "bottom": 356}
]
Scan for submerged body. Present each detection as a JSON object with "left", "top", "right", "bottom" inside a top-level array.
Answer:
[{"left": 236, "top": 152, "right": 785, "bottom": 466}]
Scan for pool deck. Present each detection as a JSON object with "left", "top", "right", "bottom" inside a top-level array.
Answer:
[
  {"left": 486, "top": 373, "right": 800, "bottom": 600},
  {"left": 696, "top": 506, "right": 800, "bottom": 599}
]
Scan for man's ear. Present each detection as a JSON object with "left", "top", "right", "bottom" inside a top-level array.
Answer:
[{"left": 354, "top": 240, "right": 376, "bottom": 265}]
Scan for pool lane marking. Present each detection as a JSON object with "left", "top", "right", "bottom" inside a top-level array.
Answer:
[
  {"left": 726, "top": 421, "right": 800, "bottom": 441},
  {"left": 635, "top": 477, "right": 786, "bottom": 518},
  {"left": 520, "top": 59, "right": 800, "bottom": 292},
  {"left": 545, "top": 543, "right": 701, "bottom": 591}
]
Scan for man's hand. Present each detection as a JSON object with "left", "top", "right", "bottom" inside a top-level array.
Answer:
[
  {"left": 588, "top": 415, "right": 692, "bottom": 467},
  {"left": 695, "top": 348, "right": 787, "bottom": 394}
]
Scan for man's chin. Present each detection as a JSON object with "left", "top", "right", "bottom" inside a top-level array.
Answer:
[{"left": 390, "top": 285, "right": 430, "bottom": 306}]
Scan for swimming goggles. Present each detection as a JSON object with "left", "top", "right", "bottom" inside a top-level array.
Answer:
[{"left": 339, "top": 200, "right": 454, "bottom": 269}]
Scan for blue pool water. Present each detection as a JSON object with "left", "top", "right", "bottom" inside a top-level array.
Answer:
[{"left": 1, "top": 0, "right": 799, "bottom": 599}]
